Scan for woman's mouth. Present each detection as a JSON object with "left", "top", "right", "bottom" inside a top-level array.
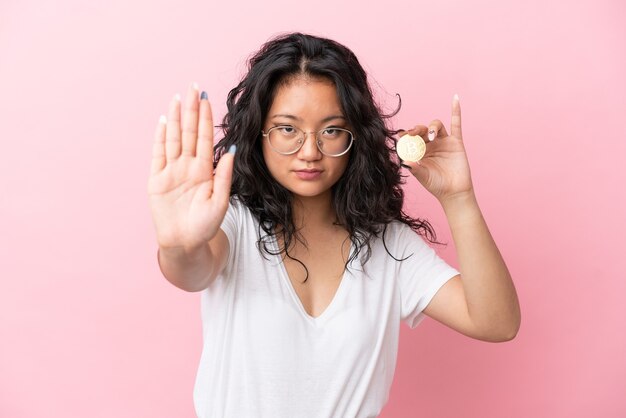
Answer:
[{"left": 294, "top": 169, "right": 323, "bottom": 180}]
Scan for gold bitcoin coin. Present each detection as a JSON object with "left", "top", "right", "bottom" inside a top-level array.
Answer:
[{"left": 397, "top": 134, "right": 426, "bottom": 162}]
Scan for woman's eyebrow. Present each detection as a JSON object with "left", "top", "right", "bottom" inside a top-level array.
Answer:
[{"left": 270, "top": 114, "right": 346, "bottom": 123}]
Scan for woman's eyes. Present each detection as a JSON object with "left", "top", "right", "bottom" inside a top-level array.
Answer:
[
  {"left": 277, "top": 125, "right": 296, "bottom": 134},
  {"left": 273, "top": 125, "right": 344, "bottom": 136},
  {"left": 322, "top": 128, "right": 347, "bottom": 138}
]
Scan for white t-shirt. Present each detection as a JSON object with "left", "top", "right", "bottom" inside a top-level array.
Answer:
[{"left": 193, "top": 197, "right": 460, "bottom": 418}]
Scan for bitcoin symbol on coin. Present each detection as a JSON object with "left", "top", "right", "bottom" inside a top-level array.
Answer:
[{"left": 397, "top": 134, "right": 426, "bottom": 162}]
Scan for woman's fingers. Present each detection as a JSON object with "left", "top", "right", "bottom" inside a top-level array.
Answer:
[
  {"left": 422, "top": 95, "right": 463, "bottom": 141},
  {"left": 181, "top": 82, "right": 200, "bottom": 157},
  {"left": 165, "top": 93, "right": 182, "bottom": 161},
  {"left": 196, "top": 91, "right": 214, "bottom": 167},
  {"left": 211, "top": 147, "right": 236, "bottom": 206},
  {"left": 397, "top": 125, "right": 426, "bottom": 139},
  {"left": 450, "top": 94, "right": 462, "bottom": 139},
  {"left": 156, "top": 83, "right": 219, "bottom": 174},
  {"left": 427, "top": 120, "right": 448, "bottom": 141},
  {"left": 410, "top": 125, "right": 429, "bottom": 138},
  {"left": 151, "top": 115, "right": 167, "bottom": 175}
]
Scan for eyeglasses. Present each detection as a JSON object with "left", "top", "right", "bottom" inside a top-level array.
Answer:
[{"left": 261, "top": 125, "right": 354, "bottom": 157}]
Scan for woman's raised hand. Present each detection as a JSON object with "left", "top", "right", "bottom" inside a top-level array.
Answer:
[
  {"left": 147, "top": 83, "right": 235, "bottom": 252},
  {"left": 400, "top": 94, "right": 474, "bottom": 205}
]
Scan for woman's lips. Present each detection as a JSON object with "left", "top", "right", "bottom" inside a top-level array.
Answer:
[{"left": 294, "top": 170, "right": 322, "bottom": 180}]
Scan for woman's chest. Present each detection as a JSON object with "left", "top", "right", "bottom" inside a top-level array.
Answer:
[
  {"left": 282, "top": 252, "right": 347, "bottom": 319},
  {"left": 277, "top": 230, "right": 352, "bottom": 319}
]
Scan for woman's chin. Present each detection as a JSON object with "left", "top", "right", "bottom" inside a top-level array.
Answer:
[{"left": 283, "top": 184, "right": 333, "bottom": 200}]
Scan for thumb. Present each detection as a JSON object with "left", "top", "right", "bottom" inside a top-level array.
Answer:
[{"left": 212, "top": 145, "right": 236, "bottom": 204}]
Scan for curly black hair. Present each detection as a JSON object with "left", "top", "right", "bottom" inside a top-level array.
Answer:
[{"left": 213, "top": 32, "right": 444, "bottom": 282}]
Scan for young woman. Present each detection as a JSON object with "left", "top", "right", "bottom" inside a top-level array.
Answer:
[{"left": 148, "top": 32, "right": 521, "bottom": 418}]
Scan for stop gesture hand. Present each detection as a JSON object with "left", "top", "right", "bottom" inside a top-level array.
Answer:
[{"left": 147, "top": 83, "right": 235, "bottom": 253}]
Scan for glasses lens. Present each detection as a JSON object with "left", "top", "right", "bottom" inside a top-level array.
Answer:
[
  {"left": 267, "top": 126, "right": 354, "bottom": 156},
  {"left": 268, "top": 126, "right": 303, "bottom": 154},
  {"left": 317, "top": 128, "right": 352, "bottom": 156}
]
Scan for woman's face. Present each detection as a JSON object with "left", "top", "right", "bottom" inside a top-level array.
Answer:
[{"left": 262, "top": 76, "right": 351, "bottom": 201}]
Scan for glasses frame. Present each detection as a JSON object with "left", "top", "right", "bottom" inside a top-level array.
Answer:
[{"left": 261, "top": 125, "right": 355, "bottom": 157}]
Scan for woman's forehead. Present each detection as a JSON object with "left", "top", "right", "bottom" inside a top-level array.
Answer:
[{"left": 268, "top": 76, "right": 343, "bottom": 119}]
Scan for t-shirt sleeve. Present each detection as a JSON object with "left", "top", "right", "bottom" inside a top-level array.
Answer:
[{"left": 395, "top": 224, "right": 460, "bottom": 329}]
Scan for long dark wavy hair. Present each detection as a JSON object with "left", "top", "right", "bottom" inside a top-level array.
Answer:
[{"left": 213, "top": 32, "right": 444, "bottom": 282}]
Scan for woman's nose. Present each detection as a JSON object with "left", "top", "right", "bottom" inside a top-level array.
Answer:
[{"left": 297, "top": 132, "right": 322, "bottom": 160}]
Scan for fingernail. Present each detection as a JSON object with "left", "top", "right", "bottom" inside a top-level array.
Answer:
[
  {"left": 228, "top": 144, "right": 237, "bottom": 154},
  {"left": 453, "top": 93, "right": 460, "bottom": 102},
  {"left": 159, "top": 115, "right": 167, "bottom": 124},
  {"left": 174, "top": 93, "right": 181, "bottom": 101},
  {"left": 192, "top": 82, "right": 199, "bottom": 90},
  {"left": 428, "top": 130, "right": 435, "bottom": 141},
  {"left": 201, "top": 91, "right": 208, "bottom": 100}
]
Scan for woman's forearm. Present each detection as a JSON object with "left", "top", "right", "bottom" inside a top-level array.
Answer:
[
  {"left": 441, "top": 191, "right": 521, "bottom": 339},
  {"left": 157, "top": 244, "right": 214, "bottom": 292}
]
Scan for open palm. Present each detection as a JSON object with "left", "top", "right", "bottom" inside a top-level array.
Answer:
[{"left": 147, "top": 83, "right": 235, "bottom": 252}]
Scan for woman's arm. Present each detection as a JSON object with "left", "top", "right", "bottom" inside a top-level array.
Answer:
[
  {"left": 157, "top": 229, "right": 230, "bottom": 292},
  {"left": 401, "top": 94, "right": 520, "bottom": 341},
  {"left": 441, "top": 191, "right": 521, "bottom": 340}
]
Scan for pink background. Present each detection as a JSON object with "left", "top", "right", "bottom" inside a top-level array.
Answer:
[{"left": 1, "top": 0, "right": 625, "bottom": 417}]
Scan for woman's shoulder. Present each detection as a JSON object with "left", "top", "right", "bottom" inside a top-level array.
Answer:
[
  {"left": 383, "top": 219, "right": 411, "bottom": 235},
  {"left": 380, "top": 220, "right": 429, "bottom": 248}
]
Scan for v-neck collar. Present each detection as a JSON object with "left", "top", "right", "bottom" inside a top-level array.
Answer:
[{"left": 270, "top": 235, "right": 353, "bottom": 327}]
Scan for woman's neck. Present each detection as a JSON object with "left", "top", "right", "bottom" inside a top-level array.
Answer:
[{"left": 291, "top": 191, "right": 337, "bottom": 231}]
